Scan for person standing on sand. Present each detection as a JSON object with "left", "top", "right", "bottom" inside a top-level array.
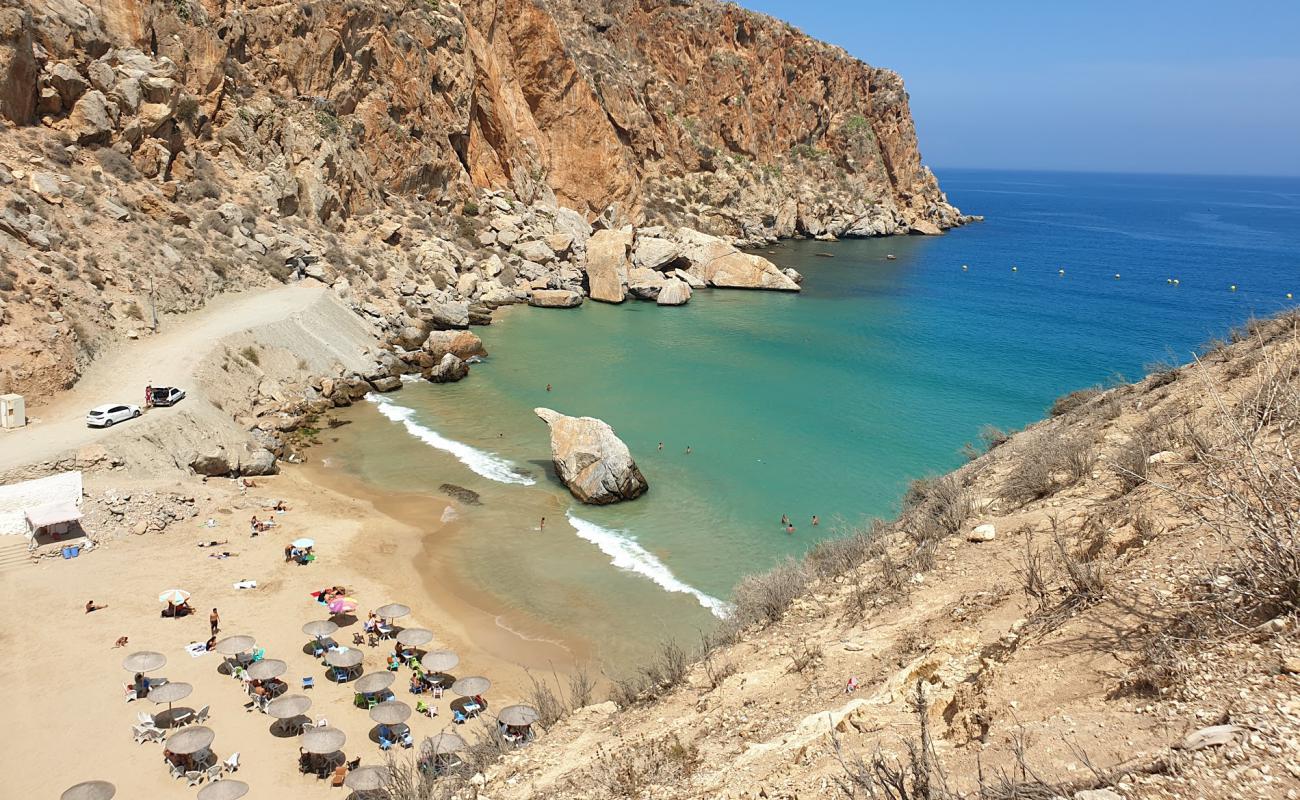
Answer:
[
  {"left": 210, "top": 608, "right": 220, "bottom": 636},
  {"left": 145, "top": 384, "right": 153, "bottom": 408}
]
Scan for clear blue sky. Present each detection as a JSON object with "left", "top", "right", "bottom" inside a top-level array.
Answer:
[{"left": 741, "top": 1, "right": 1300, "bottom": 176}]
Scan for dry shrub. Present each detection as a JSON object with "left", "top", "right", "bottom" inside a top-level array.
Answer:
[
  {"left": 1111, "top": 429, "right": 1156, "bottom": 494},
  {"left": 726, "top": 557, "right": 809, "bottom": 632},
  {"left": 1050, "top": 386, "right": 1102, "bottom": 417},
  {"left": 609, "top": 639, "right": 692, "bottom": 708},
  {"left": 806, "top": 524, "right": 877, "bottom": 579},
  {"left": 1001, "top": 432, "right": 1095, "bottom": 505},
  {"left": 579, "top": 734, "right": 700, "bottom": 799},
  {"left": 901, "top": 475, "right": 971, "bottom": 547},
  {"left": 786, "top": 637, "right": 824, "bottom": 674}
]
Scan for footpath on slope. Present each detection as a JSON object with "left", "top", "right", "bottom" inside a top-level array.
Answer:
[{"left": 0, "top": 284, "right": 328, "bottom": 474}]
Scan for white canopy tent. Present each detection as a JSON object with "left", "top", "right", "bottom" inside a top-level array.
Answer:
[{"left": 0, "top": 471, "right": 84, "bottom": 544}]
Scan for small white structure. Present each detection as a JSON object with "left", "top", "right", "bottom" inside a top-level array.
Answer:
[
  {"left": 0, "top": 394, "right": 24, "bottom": 429},
  {"left": 0, "top": 471, "right": 83, "bottom": 546}
]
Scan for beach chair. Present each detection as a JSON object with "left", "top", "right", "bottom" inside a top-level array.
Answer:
[
  {"left": 330, "top": 765, "right": 348, "bottom": 787},
  {"left": 205, "top": 764, "right": 223, "bottom": 782},
  {"left": 331, "top": 667, "right": 348, "bottom": 683},
  {"left": 310, "top": 640, "right": 326, "bottom": 658},
  {"left": 124, "top": 684, "right": 138, "bottom": 703},
  {"left": 132, "top": 724, "right": 154, "bottom": 743},
  {"left": 172, "top": 709, "right": 194, "bottom": 726},
  {"left": 453, "top": 710, "right": 467, "bottom": 725},
  {"left": 185, "top": 770, "right": 205, "bottom": 787},
  {"left": 137, "top": 710, "right": 157, "bottom": 727},
  {"left": 302, "top": 676, "right": 315, "bottom": 690},
  {"left": 400, "top": 728, "right": 414, "bottom": 748},
  {"left": 379, "top": 734, "right": 394, "bottom": 751},
  {"left": 251, "top": 647, "right": 265, "bottom": 662},
  {"left": 169, "top": 763, "right": 185, "bottom": 780},
  {"left": 223, "top": 752, "right": 240, "bottom": 774},
  {"left": 432, "top": 685, "right": 443, "bottom": 699},
  {"left": 194, "top": 704, "right": 211, "bottom": 724}
]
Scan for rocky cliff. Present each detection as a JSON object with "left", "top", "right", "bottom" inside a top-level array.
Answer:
[{"left": 0, "top": 0, "right": 965, "bottom": 397}]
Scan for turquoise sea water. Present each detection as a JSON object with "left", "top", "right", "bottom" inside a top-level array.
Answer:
[{"left": 324, "top": 170, "right": 1300, "bottom": 669}]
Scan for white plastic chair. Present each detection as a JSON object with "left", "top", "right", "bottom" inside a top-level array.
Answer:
[
  {"left": 194, "top": 704, "right": 211, "bottom": 724},
  {"left": 205, "top": 764, "right": 223, "bottom": 782},
  {"left": 185, "top": 770, "right": 205, "bottom": 787},
  {"left": 223, "top": 752, "right": 240, "bottom": 774},
  {"left": 137, "top": 711, "right": 156, "bottom": 726},
  {"left": 169, "top": 763, "right": 184, "bottom": 780}
]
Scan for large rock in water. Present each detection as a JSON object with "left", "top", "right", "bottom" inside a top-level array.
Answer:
[
  {"left": 656, "top": 279, "right": 692, "bottom": 306},
  {"left": 584, "top": 229, "right": 632, "bottom": 303},
  {"left": 427, "top": 353, "right": 469, "bottom": 383},
  {"left": 529, "top": 289, "right": 584, "bottom": 308},
  {"left": 534, "top": 407, "right": 648, "bottom": 504},
  {"left": 422, "top": 330, "right": 487, "bottom": 361},
  {"left": 676, "top": 230, "right": 799, "bottom": 291}
]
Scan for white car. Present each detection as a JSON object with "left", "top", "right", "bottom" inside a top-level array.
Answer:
[{"left": 86, "top": 403, "right": 141, "bottom": 428}]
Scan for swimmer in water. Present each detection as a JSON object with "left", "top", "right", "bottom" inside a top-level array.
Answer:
[
  {"left": 546, "top": 384, "right": 552, "bottom": 392},
  {"left": 785, "top": 524, "right": 796, "bottom": 534},
  {"left": 812, "top": 515, "right": 819, "bottom": 526},
  {"left": 685, "top": 445, "right": 692, "bottom": 455},
  {"left": 780, "top": 514, "right": 790, "bottom": 528},
  {"left": 539, "top": 517, "right": 546, "bottom": 531},
  {"left": 658, "top": 442, "right": 663, "bottom": 451}
]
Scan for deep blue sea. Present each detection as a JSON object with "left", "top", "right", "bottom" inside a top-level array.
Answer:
[{"left": 325, "top": 170, "right": 1300, "bottom": 667}]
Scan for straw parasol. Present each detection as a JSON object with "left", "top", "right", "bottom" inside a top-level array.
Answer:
[
  {"left": 374, "top": 603, "right": 410, "bottom": 620},
  {"left": 396, "top": 627, "right": 434, "bottom": 647},
  {"left": 355, "top": 671, "right": 395, "bottom": 694},
  {"left": 61, "top": 781, "right": 115, "bottom": 800},
  {"left": 369, "top": 700, "right": 412, "bottom": 725},
  {"left": 247, "top": 658, "right": 287, "bottom": 680},
  {"left": 423, "top": 732, "right": 466, "bottom": 756},
  {"left": 148, "top": 681, "right": 193, "bottom": 707},
  {"left": 302, "top": 620, "right": 338, "bottom": 638},
  {"left": 157, "top": 588, "right": 190, "bottom": 605},
  {"left": 213, "top": 635, "right": 256, "bottom": 655},
  {"left": 292, "top": 537, "right": 314, "bottom": 549},
  {"left": 344, "top": 765, "right": 391, "bottom": 792},
  {"left": 422, "top": 650, "right": 459, "bottom": 673},
  {"left": 325, "top": 648, "right": 363, "bottom": 668},
  {"left": 498, "top": 704, "right": 540, "bottom": 727},
  {"left": 197, "top": 780, "right": 249, "bottom": 800},
  {"left": 165, "top": 725, "right": 215, "bottom": 755},
  {"left": 301, "top": 726, "right": 347, "bottom": 754},
  {"left": 451, "top": 676, "right": 490, "bottom": 697},
  {"left": 121, "top": 651, "right": 166, "bottom": 673},
  {"left": 266, "top": 694, "right": 312, "bottom": 719}
]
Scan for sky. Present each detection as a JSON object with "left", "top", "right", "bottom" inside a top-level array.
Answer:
[{"left": 740, "top": 1, "right": 1300, "bottom": 176}]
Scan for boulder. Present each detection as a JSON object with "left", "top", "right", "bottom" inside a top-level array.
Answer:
[
  {"left": 656, "top": 279, "right": 692, "bottom": 306},
  {"left": 584, "top": 228, "right": 632, "bottom": 303},
  {"left": 545, "top": 233, "right": 574, "bottom": 257},
  {"left": 673, "top": 268, "right": 706, "bottom": 289},
  {"left": 189, "top": 448, "right": 233, "bottom": 477},
  {"left": 514, "top": 239, "right": 556, "bottom": 264},
  {"left": 910, "top": 219, "right": 943, "bottom": 236},
  {"left": 428, "top": 300, "right": 470, "bottom": 329},
  {"left": 422, "top": 329, "right": 487, "bottom": 361},
  {"left": 627, "top": 267, "right": 668, "bottom": 300},
  {"left": 0, "top": 8, "right": 38, "bottom": 124},
  {"left": 29, "top": 171, "right": 63, "bottom": 204},
  {"left": 967, "top": 524, "right": 996, "bottom": 543},
  {"left": 428, "top": 353, "right": 469, "bottom": 383},
  {"left": 47, "top": 61, "right": 88, "bottom": 107},
  {"left": 369, "top": 376, "right": 403, "bottom": 392},
  {"left": 530, "top": 289, "right": 583, "bottom": 308},
  {"left": 782, "top": 268, "right": 804, "bottom": 285},
  {"left": 534, "top": 407, "right": 648, "bottom": 505},
  {"left": 392, "top": 325, "right": 427, "bottom": 351},
  {"left": 633, "top": 236, "right": 681, "bottom": 271},
  {"left": 677, "top": 230, "right": 799, "bottom": 291},
  {"left": 240, "top": 448, "right": 279, "bottom": 476}
]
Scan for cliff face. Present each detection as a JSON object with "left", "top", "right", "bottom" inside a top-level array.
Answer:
[{"left": 0, "top": 0, "right": 963, "bottom": 396}]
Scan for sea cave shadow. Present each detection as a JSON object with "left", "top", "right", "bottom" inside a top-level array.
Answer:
[{"left": 526, "top": 459, "right": 560, "bottom": 487}]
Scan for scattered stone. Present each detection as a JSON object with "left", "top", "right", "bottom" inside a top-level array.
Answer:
[
  {"left": 967, "top": 524, "right": 996, "bottom": 543},
  {"left": 29, "top": 171, "right": 63, "bottom": 204},
  {"left": 427, "top": 353, "right": 469, "bottom": 383},
  {"left": 369, "top": 376, "right": 402, "bottom": 392}
]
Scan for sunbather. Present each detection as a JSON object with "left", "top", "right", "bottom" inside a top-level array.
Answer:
[
  {"left": 196, "top": 540, "right": 229, "bottom": 548},
  {"left": 85, "top": 600, "right": 106, "bottom": 613}
]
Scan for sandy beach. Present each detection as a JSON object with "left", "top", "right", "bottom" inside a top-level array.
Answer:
[{"left": 0, "top": 465, "right": 584, "bottom": 798}]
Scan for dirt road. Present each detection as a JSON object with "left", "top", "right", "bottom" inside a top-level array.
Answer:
[{"left": 0, "top": 284, "right": 326, "bottom": 473}]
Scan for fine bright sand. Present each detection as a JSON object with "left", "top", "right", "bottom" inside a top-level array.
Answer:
[{"left": 0, "top": 467, "right": 582, "bottom": 798}]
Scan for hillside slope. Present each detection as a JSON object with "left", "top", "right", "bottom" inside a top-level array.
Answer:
[
  {"left": 0, "top": 0, "right": 966, "bottom": 402},
  {"left": 466, "top": 315, "right": 1300, "bottom": 799}
]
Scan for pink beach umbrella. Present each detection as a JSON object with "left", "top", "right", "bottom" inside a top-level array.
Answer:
[{"left": 328, "top": 596, "right": 358, "bottom": 615}]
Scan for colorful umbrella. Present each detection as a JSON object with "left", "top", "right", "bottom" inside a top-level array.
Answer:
[{"left": 158, "top": 589, "right": 191, "bottom": 604}]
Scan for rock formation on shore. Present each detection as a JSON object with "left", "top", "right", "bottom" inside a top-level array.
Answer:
[
  {"left": 534, "top": 407, "right": 648, "bottom": 505},
  {"left": 0, "top": 0, "right": 967, "bottom": 399}
]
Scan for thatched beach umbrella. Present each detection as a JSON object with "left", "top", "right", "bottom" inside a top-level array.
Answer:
[
  {"left": 498, "top": 704, "right": 539, "bottom": 727},
  {"left": 148, "top": 681, "right": 193, "bottom": 710},
  {"left": 197, "top": 780, "right": 249, "bottom": 800},
  {"left": 302, "top": 620, "right": 338, "bottom": 638},
  {"left": 301, "top": 725, "right": 347, "bottom": 754},
  {"left": 213, "top": 635, "right": 256, "bottom": 655},
  {"left": 355, "top": 671, "right": 395, "bottom": 694},
  {"left": 344, "top": 765, "right": 391, "bottom": 792},
  {"left": 369, "top": 700, "right": 412, "bottom": 726},
  {"left": 423, "top": 732, "right": 466, "bottom": 756},
  {"left": 421, "top": 650, "right": 459, "bottom": 673},
  {"left": 396, "top": 628, "right": 434, "bottom": 647},
  {"left": 61, "top": 781, "right": 115, "bottom": 800},
  {"left": 121, "top": 651, "right": 166, "bottom": 673},
  {"left": 247, "top": 658, "right": 287, "bottom": 681},
  {"left": 451, "top": 676, "right": 490, "bottom": 697},
  {"left": 165, "top": 725, "right": 215, "bottom": 755},
  {"left": 325, "top": 649, "right": 363, "bottom": 668},
  {"left": 266, "top": 694, "right": 312, "bottom": 719},
  {"left": 374, "top": 603, "right": 410, "bottom": 620}
]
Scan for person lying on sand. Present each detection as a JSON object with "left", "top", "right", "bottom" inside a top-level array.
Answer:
[
  {"left": 209, "top": 551, "right": 238, "bottom": 559},
  {"left": 114, "top": 636, "right": 129, "bottom": 648},
  {"left": 197, "top": 540, "right": 229, "bottom": 548},
  {"left": 272, "top": 500, "right": 289, "bottom": 512},
  {"left": 85, "top": 600, "right": 107, "bottom": 613}
]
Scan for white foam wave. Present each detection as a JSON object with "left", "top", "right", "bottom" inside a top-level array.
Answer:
[
  {"left": 566, "top": 511, "right": 730, "bottom": 618},
  {"left": 366, "top": 394, "right": 536, "bottom": 485}
]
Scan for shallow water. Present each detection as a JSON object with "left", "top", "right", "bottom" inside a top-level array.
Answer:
[{"left": 321, "top": 169, "right": 1300, "bottom": 671}]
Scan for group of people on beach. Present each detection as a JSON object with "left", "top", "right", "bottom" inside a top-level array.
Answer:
[{"left": 780, "top": 513, "right": 819, "bottom": 534}]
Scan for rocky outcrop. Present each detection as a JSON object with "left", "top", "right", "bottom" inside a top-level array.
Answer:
[
  {"left": 427, "top": 353, "right": 469, "bottom": 383},
  {"left": 529, "top": 289, "right": 583, "bottom": 308},
  {"left": 422, "top": 330, "right": 488, "bottom": 362},
  {"left": 676, "top": 230, "right": 800, "bottom": 291},
  {"left": 534, "top": 407, "right": 648, "bottom": 505},
  {"left": 585, "top": 229, "right": 632, "bottom": 303}
]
